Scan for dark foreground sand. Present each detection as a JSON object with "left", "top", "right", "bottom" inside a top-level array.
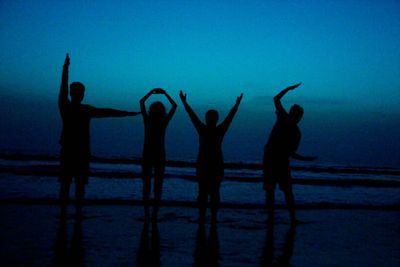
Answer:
[{"left": 0, "top": 204, "right": 399, "bottom": 266}]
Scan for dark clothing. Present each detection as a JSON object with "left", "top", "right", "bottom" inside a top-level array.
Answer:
[
  {"left": 194, "top": 123, "right": 230, "bottom": 195},
  {"left": 196, "top": 125, "right": 227, "bottom": 183},
  {"left": 263, "top": 106, "right": 301, "bottom": 191},
  {"left": 141, "top": 116, "right": 169, "bottom": 203},
  {"left": 140, "top": 111, "right": 174, "bottom": 216},
  {"left": 182, "top": 100, "right": 239, "bottom": 218},
  {"left": 59, "top": 103, "right": 102, "bottom": 184},
  {"left": 142, "top": 116, "right": 168, "bottom": 164}
]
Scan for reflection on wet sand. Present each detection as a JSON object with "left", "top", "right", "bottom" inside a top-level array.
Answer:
[
  {"left": 53, "top": 214, "right": 85, "bottom": 267},
  {"left": 261, "top": 220, "right": 296, "bottom": 266},
  {"left": 137, "top": 221, "right": 161, "bottom": 267},
  {"left": 193, "top": 222, "right": 220, "bottom": 267}
]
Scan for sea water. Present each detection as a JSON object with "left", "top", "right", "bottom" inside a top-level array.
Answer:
[{"left": 0, "top": 155, "right": 399, "bottom": 208}]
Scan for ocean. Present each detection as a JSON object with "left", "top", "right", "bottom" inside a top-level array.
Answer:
[
  {"left": 1, "top": 153, "right": 399, "bottom": 209},
  {"left": 1, "top": 153, "right": 400, "bottom": 266}
]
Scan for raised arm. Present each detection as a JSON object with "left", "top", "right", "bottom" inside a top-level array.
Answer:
[
  {"left": 140, "top": 89, "right": 157, "bottom": 119},
  {"left": 159, "top": 89, "right": 177, "bottom": 123},
  {"left": 90, "top": 107, "right": 140, "bottom": 118},
  {"left": 58, "top": 53, "right": 70, "bottom": 111},
  {"left": 274, "top": 83, "right": 301, "bottom": 113},
  {"left": 179, "top": 90, "right": 203, "bottom": 131},
  {"left": 220, "top": 93, "right": 243, "bottom": 132}
]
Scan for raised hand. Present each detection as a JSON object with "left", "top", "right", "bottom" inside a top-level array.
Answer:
[
  {"left": 151, "top": 88, "right": 164, "bottom": 94},
  {"left": 179, "top": 90, "right": 187, "bottom": 102},
  {"left": 286, "top": 83, "right": 301, "bottom": 91},
  {"left": 156, "top": 88, "right": 166, "bottom": 94},
  {"left": 236, "top": 93, "right": 244, "bottom": 105},
  {"left": 64, "top": 53, "right": 70, "bottom": 67}
]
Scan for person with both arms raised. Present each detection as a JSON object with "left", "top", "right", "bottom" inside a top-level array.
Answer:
[
  {"left": 140, "top": 88, "right": 177, "bottom": 222},
  {"left": 180, "top": 90, "right": 243, "bottom": 223}
]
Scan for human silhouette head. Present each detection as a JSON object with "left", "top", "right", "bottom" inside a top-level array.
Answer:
[
  {"left": 205, "top": 109, "right": 219, "bottom": 127},
  {"left": 289, "top": 104, "right": 303, "bottom": 124},
  {"left": 70, "top": 82, "right": 85, "bottom": 104},
  {"left": 149, "top": 101, "right": 166, "bottom": 118}
]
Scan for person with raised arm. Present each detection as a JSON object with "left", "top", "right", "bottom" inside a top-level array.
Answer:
[
  {"left": 140, "top": 88, "right": 177, "bottom": 221},
  {"left": 58, "top": 53, "right": 140, "bottom": 217},
  {"left": 263, "top": 83, "right": 318, "bottom": 224},
  {"left": 180, "top": 90, "right": 243, "bottom": 223}
]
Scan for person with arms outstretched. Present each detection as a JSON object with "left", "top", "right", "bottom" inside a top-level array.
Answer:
[
  {"left": 180, "top": 90, "right": 243, "bottom": 223},
  {"left": 263, "top": 83, "right": 317, "bottom": 224},
  {"left": 140, "top": 88, "right": 177, "bottom": 221},
  {"left": 58, "top": 53, "right": 140, "bottom": 217}
]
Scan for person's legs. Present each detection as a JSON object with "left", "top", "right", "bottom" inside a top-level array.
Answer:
[
  {"left": 59, "top": 155, "right": 72, "bottom": 216},
  {"left": 263, "top": 158, "right": 276, "bottom": 222},
  {"left": 59, "top": 178, "right": 71, "bottom": 216},
  {"left": 142, "top": 163, "right": 152, "bottom": 221},
  {"left": 197, "top": 180, "right": 207, "bottom": 223},
  {"left": 152, "top": 163, "right": 165, "bottom": 221},
  {"left": 210, "top": 181, "right": 221, "bottom": 224},
  {"left": 265, "top": 182, "right": 276, "bottom": 222},
  {"left": 281, "top": 181, "right": 296, "bottom": 223},
  {"left": 75, "top": 179, "right": 86, "bottom": 218}
]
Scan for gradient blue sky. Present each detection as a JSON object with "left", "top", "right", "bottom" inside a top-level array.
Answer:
[{"left": 1, "top": 0, "right": 399, "bottom": 166}]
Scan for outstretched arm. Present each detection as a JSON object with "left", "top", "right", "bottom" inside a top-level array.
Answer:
[
  {"left": 179, "top": 90, "right": 203, "bottom": 131},
  {"left": 91, "top": 107, "right": 140, "bottom": 118},
  {"left": 291, "top": 153, "right": 318, "bottom": 161},
  {"left": 159, "top": 89, "right": 177, "bottom": 123},
  {"left": 58, "top": 53, "right": 70, "bottom": 111},
  {"left": 220, "top": 93, "right": 243, "bottom": 132},
  {"left": 274, "top": 83, "right": 301, "bottom": 113}
]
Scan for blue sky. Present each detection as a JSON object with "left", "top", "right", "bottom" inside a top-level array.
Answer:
[{"left": 1, "top": 0, "right": 399, "bottom": 166}]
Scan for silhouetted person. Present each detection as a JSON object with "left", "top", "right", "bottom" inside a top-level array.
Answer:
[
  {"left": 140, "top": 88, "right": 177, "bottom": 221},
  {"left": 180, "top": 91, "right": 243, "bottom": 223},
  {"left": 58, "top": 53, "right": 140, "bottom": 216},
  {"left": 263, "top": 83, "right": 317, "bottom": 223}
]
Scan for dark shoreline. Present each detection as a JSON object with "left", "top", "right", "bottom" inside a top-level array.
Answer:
[
  {"left": 1, "top": 164, "right": 400, "bottom": 188},
  {"left": 1, "top": 153, "right": 400, "bottom": 188},
  {"left": 1, "top": 198, "right": 399, "bottom": 210},
  {"left": 1, "top": 152, "right": 400, "bottom": 176}
]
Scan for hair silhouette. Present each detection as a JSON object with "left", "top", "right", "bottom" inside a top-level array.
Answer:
[
  {"left": 140, "top": 88, "right": 177, "bottom": 221},
  {"left": 180, "top": 90, "right": 243, "bottom": 223},
  {"left": 58, "top": 53, "right": 140, "bottom": 216},
  {"left": 262, "top": 83, "right": 317, "bottom": 223}
]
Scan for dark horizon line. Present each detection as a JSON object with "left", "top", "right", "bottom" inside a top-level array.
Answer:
[
  {"left": 1, "top": 163, "right": 400, "bottom": 188},
  {"left": 1, "top": 152, "right": 400, "bottom": 176}
]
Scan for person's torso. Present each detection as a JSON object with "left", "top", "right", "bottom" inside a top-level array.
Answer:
[
  {"left": 60, "top": 104, "right": 92, "bottom": 153},
  {"left": 143, "top": 118, "right": 167, "bottom": 156},
  {"left": 265, "top": 113, "right": 300, "bottom": 156},
  {"left": 197, "top": 126, "right": 225, "bottom": 164}
]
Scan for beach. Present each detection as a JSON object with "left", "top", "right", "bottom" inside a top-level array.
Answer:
[
  {"left": 0, "top": 155, "right": 399, "bottom": 266},
  {"left": 1, "top": 204, "right": 399, "bottom": 266}
]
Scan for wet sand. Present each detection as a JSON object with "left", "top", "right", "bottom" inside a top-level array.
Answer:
[{"left": 0, "top": 204, "right": 399, "bottom": 266}]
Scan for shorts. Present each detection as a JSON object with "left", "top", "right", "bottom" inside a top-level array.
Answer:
[
  {"left": 59, "top": 148, "right": 89, "bottom": 184},
  {"left": 263, "top": 151, "right": 292, "bottom": 192}
]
